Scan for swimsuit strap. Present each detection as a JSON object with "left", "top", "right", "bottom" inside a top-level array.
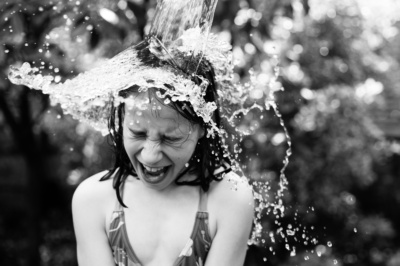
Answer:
[{"left": 198, "top": 189, "right": 208, "bottom": 213}]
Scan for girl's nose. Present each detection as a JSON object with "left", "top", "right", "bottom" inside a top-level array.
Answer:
[{"left": 140, "top": 139, "right": 162, "bottom": 165}]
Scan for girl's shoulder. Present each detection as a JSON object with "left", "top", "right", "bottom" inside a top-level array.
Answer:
[
  {"left": 72, "top": 170, "right": 115, "bottom": 216},
  {"left": 208, "top": 171, "right": 254, "bottom": 213},
  {"left": 207, "top": 172, "right": 254, "bottom": 241}
]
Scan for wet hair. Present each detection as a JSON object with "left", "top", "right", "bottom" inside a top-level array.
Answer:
[{"left": 100, "top": 39, "right": 230, "bottom": 207}]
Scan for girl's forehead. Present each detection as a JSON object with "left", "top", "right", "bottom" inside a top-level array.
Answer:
[{"left": 124, "top": 98, "right": 191, "bottom": 132}]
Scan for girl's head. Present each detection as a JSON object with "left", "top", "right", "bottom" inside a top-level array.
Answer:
[
  {"left": 121, "top": 91, "right": 204, "bottom": 191},
  {"left": 103, "top": 49, "right": 229, "bottom": 204}
]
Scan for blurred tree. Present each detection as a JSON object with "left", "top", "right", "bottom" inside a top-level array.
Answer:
[{"left": 236, "top": 0, "right": 400, "bottom": 265}]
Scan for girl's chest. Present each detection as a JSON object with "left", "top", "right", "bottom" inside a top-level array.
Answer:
[{"left": 122, "top": 196, "right": 200, "bottom": 264}]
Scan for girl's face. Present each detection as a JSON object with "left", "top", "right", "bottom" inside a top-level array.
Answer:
[{"left": 123, "top": 94, "right": 204, "bottom": 191}]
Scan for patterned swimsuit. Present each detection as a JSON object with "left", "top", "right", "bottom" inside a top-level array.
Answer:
[{"left": 108, "top": 189, "right": 212, "bottom": 266}]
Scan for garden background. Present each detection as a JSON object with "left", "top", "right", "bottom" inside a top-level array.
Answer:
[{"left": 1, "top": 0, "right": 400, "bottom": 265}]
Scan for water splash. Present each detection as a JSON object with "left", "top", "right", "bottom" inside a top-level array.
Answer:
[{"left": 150, "top": 0, "right": 218, "bottom": 46}]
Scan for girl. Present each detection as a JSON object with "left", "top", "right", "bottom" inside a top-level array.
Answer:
[{"left": 71, "top": 42, "right": 254, "bottom": 266}]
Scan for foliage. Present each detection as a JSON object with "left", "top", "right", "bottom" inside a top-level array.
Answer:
[{"left": 239, "top": 1, "right": 400, "bottom": 265}]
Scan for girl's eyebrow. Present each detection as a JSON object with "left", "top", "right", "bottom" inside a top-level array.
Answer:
[
  {"left": 129, "top": 127, "right": 183, "bottom": 137},
  {"left": 126, "top": 119, "right": 190, "bottom": 135},
  {"left": 166, "top": 125, "right": 192, "bottom": 136},
  {"left": 165, "top": 127, "right": 181, "bottom": 134}
]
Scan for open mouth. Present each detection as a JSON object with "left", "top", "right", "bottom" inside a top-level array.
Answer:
[{"left": 139, "top": 163, "right": 170, "bottom": 184}]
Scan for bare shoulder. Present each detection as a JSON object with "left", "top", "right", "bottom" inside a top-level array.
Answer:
[
  {"left": 210, "top": 172, "right": 254, "bottom": 204},
  {"left": 72, "top": 170, "right": 115, "bottom": 217},
  {"left": 207, "top": 171, "right": 254, "bottom": 264},
  {"left": 209, "top": 171, "right": 254, "bottom": 215},
  {"left": 72, "top": 171, "right": 118, "bottom": 266}
]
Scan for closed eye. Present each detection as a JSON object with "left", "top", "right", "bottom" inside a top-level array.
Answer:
[
  {"left": 163, "top": 136, "right": 183, "bottom": 142},
  {"left": 129, "top": 129, "right": 146, "bottom": 138},
  {"left": 127, "top": 128, "right": 185, "bottom": 146}
]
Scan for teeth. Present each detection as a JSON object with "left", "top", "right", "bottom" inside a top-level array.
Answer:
[{"left": 143, "top": 165, "right": 165, "bottom": 173}]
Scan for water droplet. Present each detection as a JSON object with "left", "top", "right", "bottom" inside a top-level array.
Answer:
[
  {"left": 333, "top": 259, "right": 338, "bottom": 264},
  {"left": 327, "top": 241, "right": 332, "bottom": 247},
  {"left": 263, "top": 257, "right": 267, "bottom": 262},
  {"left": 5, "top": 50, "right": 9, "bottom": 54},
  {"left": 286, "top": 229, "right": 295, "bottom": 236},
  {"left": 354, "top": 228, "right": 357, "bottom": 233},
  {"left": 56, "top": 115, "right": 61, "bottom": 119},
  {"left": 185, "top": 163, "right": 189, "bottom": 167}
]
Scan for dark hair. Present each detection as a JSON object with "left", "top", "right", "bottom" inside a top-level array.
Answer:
[{"left": 100, "top": 39, "right": 230, "bottom": 207}]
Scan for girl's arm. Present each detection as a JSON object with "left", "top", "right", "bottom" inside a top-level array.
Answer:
[
  {"left": 205, "top": 174, "right": 255, "bottom": 266},
  {"left": 72, "top": 172, "right": 116, "bottom": 266}
]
